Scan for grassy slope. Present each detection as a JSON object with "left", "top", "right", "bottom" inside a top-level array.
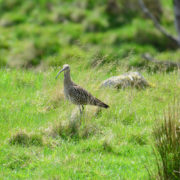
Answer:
[
  {"left": 0, "top": 65, "right": 180, "bottom": 179},
  {"left": 0, "top": 0, "right": 180, "bottom": 179}
]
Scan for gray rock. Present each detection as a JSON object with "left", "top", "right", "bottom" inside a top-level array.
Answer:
[{"left": 101, "top": 72, "right": 150, "bottom": 89}]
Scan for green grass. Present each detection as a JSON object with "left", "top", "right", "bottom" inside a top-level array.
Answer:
[
  {"left": 0, "top": 0, "right": 179, "bottom": 179},
  {"left": 0, "top": 64, "right": 180, "bottom": 179}
]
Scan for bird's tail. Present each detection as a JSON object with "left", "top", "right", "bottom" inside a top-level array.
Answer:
[{"left": 93, "top": 98, "right": 109, "bottom": 108}]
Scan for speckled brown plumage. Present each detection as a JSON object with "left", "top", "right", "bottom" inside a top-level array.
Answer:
[
  {"left": 56, "top": 64, "right": 109, "bottom": 113},
  {"left": 66, "top": 85, "right": 109, "bottom": 108}
]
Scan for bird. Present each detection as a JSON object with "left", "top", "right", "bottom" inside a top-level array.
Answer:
[{"left": 55, "top": 64, "right": 109, "bottom": 114}]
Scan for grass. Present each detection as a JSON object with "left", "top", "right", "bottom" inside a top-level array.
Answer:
[
  {"left": 0, "top": 65, "right": 180, "bottom": 179},
  {"left": 148, "top": 102, "right": 180, "bottom": 179},
  {"left": 0, "top": 0, "right": 179, "bottom": 70},
  {"left": 9, "top": 131, "right": 44, "bottom": 146},
  {"left": 0, "top": 0, "right": 179, "bottom": 179}
]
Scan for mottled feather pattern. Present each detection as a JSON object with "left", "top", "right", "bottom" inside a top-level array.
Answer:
[
  {"left": 59, "top": 64, "right": 109, "bottom": 109},
  {"left": 67, "top": 86, "right": 109, "bottom": 108}
]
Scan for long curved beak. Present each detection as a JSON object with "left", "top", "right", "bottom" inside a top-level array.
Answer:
[{"left": 55, "top": 67, "right": 65, "bottom": 79}]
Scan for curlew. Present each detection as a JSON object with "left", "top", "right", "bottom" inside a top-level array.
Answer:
[{"left": 55, "top": 64, "right": 109, "bottom": 114}]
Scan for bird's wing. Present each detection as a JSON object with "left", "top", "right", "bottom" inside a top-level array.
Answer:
[
  {"left": 68, "top": 85, "right": 94, "bottom": 105},
  {"left": 68, "top": 85, "right": 109, "bottom": 108}
]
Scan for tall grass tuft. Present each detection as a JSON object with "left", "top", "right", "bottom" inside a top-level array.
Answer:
[
  {"left": 9, "top": 131, "right": 44, "bottom": 146},
  {"left": 51, "top": 117, "right": 98, "bottom": 140},
  {"left": 150, "top": 101, "right": 180, "bottom": 180}
]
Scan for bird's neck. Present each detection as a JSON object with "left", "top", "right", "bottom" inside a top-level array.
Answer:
[{"left": 64, "top": 70, "right": 72, "bottom": 86}]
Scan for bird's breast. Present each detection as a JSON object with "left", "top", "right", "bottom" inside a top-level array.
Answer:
[{"left": 64, "top": 87, "right": 70, "bottom": 100}]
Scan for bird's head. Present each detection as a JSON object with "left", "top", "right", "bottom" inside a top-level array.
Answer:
[{"left": 55, "top": 64, "right": 70, "bottom": 79}]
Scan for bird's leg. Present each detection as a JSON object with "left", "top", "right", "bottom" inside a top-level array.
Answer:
[
  {"left": 81, "top": 105, "right": 86, "bottom": 123},
  {"left": 78, "top": 105, "right": 82, "bottom": 115},
  {"left": 82, "top": 105, "right": 84, "bottom": 112},
  {"left": 78, "top": 105, "right": 83, "bottom": 125}
]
